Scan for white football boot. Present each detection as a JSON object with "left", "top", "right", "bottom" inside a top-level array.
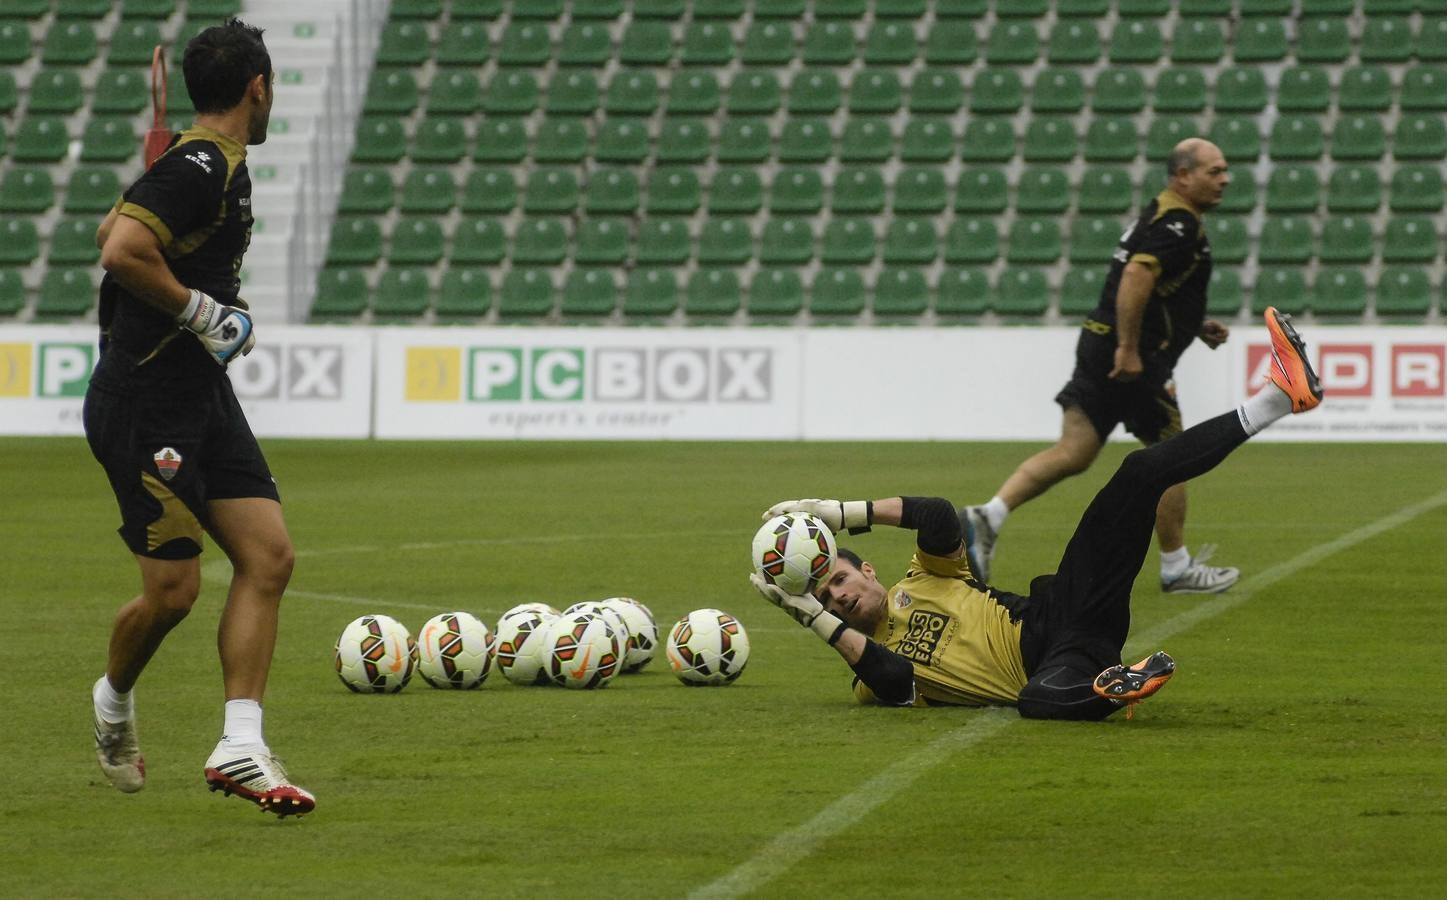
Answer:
[
  {"left": 94, "top": 713, "right": 145, "bottom": 793},
  {"left": 1161, "top": 544, "right": 1240, "bottom": 594},
  {"left": 204, "top": 743, "right": 316, "bottom": 818}
]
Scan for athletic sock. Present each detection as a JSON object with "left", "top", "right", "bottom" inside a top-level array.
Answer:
[
  {"left": 93, "top": 675, "right": 134, "bottom": 725},
  {"left": 1236, "top": 384, "right": 1294, "bottom": 436},
  {"left": 221, "top": 699, "right": 265, "bottom": 749},
  {"left": 1160, "top": 546, "right": 1191, "bottom": 581},
  {"left": 983, "top": 496, "right": 1010, "bottom": 533}
]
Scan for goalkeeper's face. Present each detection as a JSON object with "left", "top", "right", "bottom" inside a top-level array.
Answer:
[{"left": 816, "top": 556, "right": 887, "bottom": 631}]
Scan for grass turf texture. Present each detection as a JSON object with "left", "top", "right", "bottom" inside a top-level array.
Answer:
[{"left": 4, "top": 437, "right": 1445, "bottom": 898}]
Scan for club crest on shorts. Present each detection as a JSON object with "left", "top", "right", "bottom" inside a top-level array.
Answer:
[{"left": 153, "top": 447, "right": 182, "bottom": 481}]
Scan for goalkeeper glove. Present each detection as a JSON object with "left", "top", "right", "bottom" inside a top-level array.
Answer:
[
  {"left": 178, "top": 288, "right": 255, "bottom": 365},
  {"left": 762, "top": 498, "right": 873, "bottom": 535},
  {"left": 748, "top": 573, "right": 850, "bottom": 646}
]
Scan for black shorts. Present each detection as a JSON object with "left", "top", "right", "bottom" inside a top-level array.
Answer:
[
  {"left": 83, "top": 377, "right": 279, "bottom": 560},
  {"left": 1055, "top": 329, "right": 1182, "bottom": 445}
]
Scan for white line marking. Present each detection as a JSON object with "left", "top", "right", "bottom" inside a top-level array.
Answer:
[
  {"left": 285, "top": 589, "right": 439, "bottom": 612},
  {"left": 689, "top": 489, "right": 1447, "bottom": 900},
  {"left": 293, "top": 529, "right": 740, "bottom": 559}
]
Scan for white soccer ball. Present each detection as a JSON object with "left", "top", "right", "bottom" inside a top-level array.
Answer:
[
  {"left": 601, "top": 597, "right": 658, "bottom": 673},
  {"left": 752, "top": 512, "right": 838, "bottom": 597},
  {"left": 334, "top": 614, "right": 419, "bottom": 693},
  {"left": 416, "top": 611, "right": 494, "bottom": 690},
  {"left": 494, "top": 607, "right": 555, "bottom": 686},
  {"left": 504, "top": 601, "right": 562, "bottom": 619},
  {"left": 666, "top": 609, "right": 750, "bottom": 686},
  {"left": 541, "top": 611, "right": 625, "bottom": 689},
  {"left": 563, "top": 601, "right": 632, "bottom": 657}
]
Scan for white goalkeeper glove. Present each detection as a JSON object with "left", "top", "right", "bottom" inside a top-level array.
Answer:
[
  {"left": 748, "top": 573, "right": 850, "bottom": 645},
  {"left": 178, "top": 288, "right": 255, "bottom": 365},
  {"left": 762, "top": 498, "right": 873, "bottom": 535}
]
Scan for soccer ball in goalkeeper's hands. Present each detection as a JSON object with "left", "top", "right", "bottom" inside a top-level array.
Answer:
[
  {"left": 335, "top": 614, "right": 419, "bottom": 693},
  {"left": 751, "top": 512, "right": 838, "bottom": 597},
  {"left": 416, "top": 611, "right": 494, "bottom": 690},
  {"left": 666, "top": 609, "right": 750, "bottom": 686}
]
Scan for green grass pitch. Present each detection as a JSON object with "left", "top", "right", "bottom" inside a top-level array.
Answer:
[{"left": 5, "top": 436, "right": 1445, "bottom": 898}]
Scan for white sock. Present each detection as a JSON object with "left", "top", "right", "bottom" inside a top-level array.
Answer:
[
  {"left": 93, "top": 675, "right": 134, "bottom": 725},
  {"left": 221, "top": 699, "right": 265, "bottom": 748},
  {"left": 982, "top": 496, "right": 1010, "bottom": 533},
  {"left": 1160, "top": 546, "right": 1191, "bottom": 580},
  {"left": 1237, "top": 384, "right": 1294, "bottom": 436}
]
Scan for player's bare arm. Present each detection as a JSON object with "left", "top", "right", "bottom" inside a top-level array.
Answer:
[
  {"left": 94, "top": 204, "right": 121, "bottom": 251},
  {"left": 98, "top": 215, "right": 193, "bottom": 317},
  {"left": 1109, "top": 262, "right": 1156, "bottom": 382}
]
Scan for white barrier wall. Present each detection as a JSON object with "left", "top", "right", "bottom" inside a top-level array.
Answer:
[{"left": 3, "top": 325, "right": 1444, "bottom": 441}]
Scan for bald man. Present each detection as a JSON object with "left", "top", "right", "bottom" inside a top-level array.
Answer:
[{"left": 961, "top": 138, "right": 1239, "bottom": 595}]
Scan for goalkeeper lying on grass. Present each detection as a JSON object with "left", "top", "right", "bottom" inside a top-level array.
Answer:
[{"left": 750, "top": 308, "right": 1323, "bottom": 720}]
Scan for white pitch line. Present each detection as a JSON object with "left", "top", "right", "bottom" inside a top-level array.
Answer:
[
  {"left": 285, "top": 589, "right": 439, "bottom": 612},
  {"left": 688, "top": 489, "right": 1447, "bottom": 900},
  {"left": 293, "top": 528, "right": 740, "bottom": 559}
]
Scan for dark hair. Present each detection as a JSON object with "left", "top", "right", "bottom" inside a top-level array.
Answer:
[
  {"left": 836, "top": 547, "right": 864, "bottom": 571},
  {"left": 183, "top": 18, "right": 271, "bottom": 114}
]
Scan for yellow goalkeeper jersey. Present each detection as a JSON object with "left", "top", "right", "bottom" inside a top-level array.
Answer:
[{"left": 852, "top": 549, "right": 1030, "bottom": 707}]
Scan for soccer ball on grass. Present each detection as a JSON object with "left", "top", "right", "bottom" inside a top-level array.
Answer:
[
  {"left": 540, "top": 611, "right": 625, "bottom": 689},
  {"left": 601, "top": 597, "right": 658, "bottom": 673},
  {"left": 416, "top": 611, "right": 494, "bottom": 690},
  {"left": 666, "top": 609, "right": 750, "bottom": 686},
  {"left": 335, "top": 614, "right": 419, "bottom": 693},
  {"left": 494, "top": 605, "right": 558, "bottom": 686}
]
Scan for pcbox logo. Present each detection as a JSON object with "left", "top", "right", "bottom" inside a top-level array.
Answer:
[
  {"left": 0, "top": 342, "right": 94, "bottom": 398},
  {"left": 228, "top": 344, "right": 345, "bottom": 400}
]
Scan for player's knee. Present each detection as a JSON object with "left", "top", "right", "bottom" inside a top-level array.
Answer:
[
  {"left": 145, "top": 568, "right": 201, "bottom": 620},
  {"left": 246, "top": 537, "right": 295, "bottom": 596}
]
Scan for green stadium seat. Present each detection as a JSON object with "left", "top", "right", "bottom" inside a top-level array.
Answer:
[
  {"left": 850, "top": 69, "right": 902, "bottom": 115},
  {"left": 1252, "top": 268, "right": 1310, "bottom": 316},
  {"left": 1060, "top": 268, "right": 1106, "bottom": 316},
  {"left": 777, "top": 118, "right": 831, "bottom": 163},
  {"left": 758, "top": 218, "right": 815, "bottom": 265},
  {"left": 474, "top": 119, "right": 527, "bottom": 163},
  {"left": 802, "top": 22, "right": 855, "bottom": 65},
  {"left": 618, "top": 22, "right": 672, "bottom": 65},
  {"left": 634, "top": 219, "right": 690, "bottom": 266},
  {"left": 1319, "top": 217, "right": 1374, "bottom": 265},
  {"left": 1297, "top": 18, "right": 1351, "bottom": 63},
  {"left": 771, "top": 167, "right": 824, "bottom": 214},
  {"left": 1389, "top": 165, "right": 1444, "bottom": 212},
  {"left": 697, "top": 218, "right": 753, "bottom": 266},
  {"left": 608, "top": 71, "right": 662, "bottom": 116},
  {"left": 873, "top": 268, "right": 929, "bottom": 319},
  {"left": 1376, "top": 267, "right": 1434, "bottom": 317},
  {"left": 13, "top": 118, "right": 67, "bottom": 162},
  {"left": 399, "top": 167, "right": 454, "bottom": 215},
  {"left": 594, "top": 120, "right": 650, "bottom": 163},
  {"left": 1058, "top": 0, "right": 1109, "bottom": 13},
  {"left": 390, "top": 217, "right": 445, "bottom": 265},
  {"left": 1382, "top": 217, "right": 1439, "bottom": 263},
  {"left": 1031, "top": 68, "right": 1084, "bottom": 114},
  {"left": 560, "top": 269, "right": 616, "bottom": 318},
  {"left": 1258, "top": 216, "right": 1315, "bottom": 264},
  {"left": 483, "top": 72, "right": 539, "bottom": 115},
  {"left": 749, "top": 268, "right": 806, "bottom": 319},
  {"left": 1078, "top": 167, "right": 1133, "bottom": 214},
  {"left": 377, "top": 22, "right": 428, "bottom": 66},
  {"left": 900, "top": 118, "right": 954, "bottom": 162},
  {"left": 1207, "top": 268, "right": 1244, "bottom": 318},
  {"left": 429, "top": 71, "right": 482, "bottom": 115},
  {"left": 498, "top": 21, "right": 552, "bottom": 66},
  {"left": 57, "top": 0, "right": 106, "bottom": 13},
  {"left": 821, "top": 218, "right": 876, "bottom": 264},
  {"left": 1214, "top": 69, "right": 1268, "bottom": 114},
  {"left": 716, "top": 118, "right": 770, "bottom": 163},
  {"left": 1326, "top": 165, "right": 1381, "bottom": 213},
  {"left": 365, "top": 69, "right": 419, "bottom": 116},
  {"left": 166, "top": 67, "right": 194, "bottom": 116},
  {"left": 1154, "top": 69, "right": 1206, "bottom": 113},
  {"left": 65, "top": 166, "right": 122, "bottom": 214},
  {"left": 622, "top": 270, "right": 678, "bottom": 320},
  {"left": 1396, "top": 114, "right": 1447, "bottom": 160},
  {"left": 0, "top": 70, "right": 13, "bottom": 114},
  {"left": 875, "top": 0, "right": 926, "bottom": 16},
  {"left": 633, "top": 0, "right": 684, "bottom": 16},
  {"left": 1110, "top": 19, "right": 1162, "bottom": 63},
  {"left": 436, "top": 23, "right": 490, "bottom": 65},
  {"left": 0, "top": 270, "right": 23, "bottom": 317},
  {"left": 839, "top": 117, "right": 892, "bottom": 161},
  {"left": 585, "top": 168, "right": 641, "bottom": 215},
  {"left": 685, "top": 268, "right": 742, "bottom": 319},
  {"left": 1209, "top": 116, "right": 1262, "bottom": 163},
  {"left": 372, "top": 268, "right": 432, "bottom": 322},
  {"left": 451, "top": 218, "right": 505, "bottom": 265},
  {"left": 1092, "top": 69, "right": 1146, "bottom": 114},
  {"left": 532, "top": 118, "right": 589, "bottom": 163},
  {"left": 1172, "top": 19, "right": 1224, "bottom": 64},
  {"left": 43, "top": 21, "right": 97, "bottom": 64},
  {"left": 1360, "top": 18, "right": 1412, "bottom": 63},
  {"left": 646, "top": 168, "right": 701, "bottom": 215},
  {"left": 832, "top": 167, "right": 886, "bottom": 214},
  {"left": 498, "top": 269, "right": 555, "bottom": 319},
  {"left": 390, "top": 0, "right": 443, "bottom": 19},
  {"left": 510, "top": 0, "right": 563, "bottom": 18},
  {"left": 1007, "top": 217, "right": 1062, "bottom": 264},
  {"left": 1271, "top": 116, "right": 1325, "bottom": 160},
  {"left": 741, "top": 20, "right": 793, "bottom": 65},
  {"left": 995, "top": 0, "right": 1048, "bottom": 13},
  {"left": 753, "top": 0, "right": 805, "bottom": 15},
  {"left": 1084, "top": 117, "right": 1137, "bottom": 162},
  {"left": 670, "top": 72, "right": 721, "bottom": 115},
  {"left": 893, "top": 167, "right": 947, "bottom": 214},
  {"left": 970, "top": 70, "right": 1024, "bottom": 115},
  {"left": 1337, "top": 67, "right": 1392, "bottom": 112},
  {"left": 80, "top": 117, "right": 135, "bottom": 163},
  {"left": 1420, "top": 18, "right": 1447, "bottom": 62},
  {"left": 1265, "top": 165, "right": 1321, "bottom": 214},
  {"left": 657, "top": 119, "right": 711, "bottom": 164},
  {"left": 1216, "top": 167, "right": 1257, "bottom": 213},
  {"left": 1069, "top": 216, "right": 1123, "bottom": 265},
  {"left": 1017, "top": 167, "right": 1071, "bottom": 214},
  {"left": 0, "top": 0, "right": 46, "bottom": 18},
  {"left": 93, "top": 70, "right": 148, "bottom": 115},
  {"left": 955, "top": 168, "right": 1009, "bottom": 214},
  {"left": 1234, "top": 19, "right": 1287, "bottom": 62},
  {"left": 109, "top": 20, "right": 162, "bottom": 65},
  {"left": 412, "top": 118, "right": 467, "bottom": 163},
  {"left": 728, "top": 70, "right": 782, "bottom": 117},
  {"left": 811, "top": 268, "right": 867, "bottom": 319},
  {"left": 961, "top": 119, "right": 1015, "bottom": 163},
  {"left": 681, "top": 21, "right": 734, "bottom": 66},
  {"left": 1022, "top": 118, "right": 1077, "bottom": 162},
  {"left": 1047, "top": 20, "right": 1100, "bottom": 64},
  {"left": 986, "top": 21, "right": 1039, "bottom": 65},
  {"left": 788, "top": 69, "right": 842, "bottom": 115},
  {"left": 511, "top": 218, "right": 568, "bottom": 266},
  {"left": 573, "top": 219, "right": 630, "bottom": 266},
  {"left": 337, "top": 168, "right": 393, "bottom": 215},
  {"left": 36, "top": 269, "right": 94, "bottom": 318},
  {"left": 311, "top": 268, "right": 370, "bottom": 321},
  {"left": 925, "top": 21, "right": 977, "bottom": 65},
  {"left": 435, "top": 268, "right": 491, "bottom": 321},
  {"left": 1400, "top": 67, "right": 1447, "bottom": 110},
  {"left": 523, "top": 168, "right": 580, "bottom": 214},
  {"left": 1241, "top": 0, "right": 1292, "bottom": 11},
  {"left": 1277, "top": 67, "right": 1331, "bottom": 113},
  {"left": 0, "top": 219, "right": 39, "bottom": 264},
  {"left": 883, "top": 218, "right": 938, "bottom": 264},
  {"left": 864, "top": 21, "right": 917, "bottom": 65},
  {"left": 936, "top": 267, "right": 991, "bottom": 318},
  {"left": 1145, "top": 117, "right": 1195, "bottom": 161},
  {"left": 547, "top": 72, "right": 599, "bottom": 116},
  {"left": 1333, "top": 114, "right": 1386, "bottom": 161},
  {"left": 944, "top": 217, "right": 1000, "bottom": 264},
  {"left": 708, "top": 167, "right": 763, "bottom": 214},
  {"left": 28, "top": 70, "right": 83, "bottom": 114},
  {"left": 995, "top": 269, "right": 1050, "bottom": 317},
  {"left": 1209, "top": 217, "right": 1250, "bottom": 264},
  {"left": 172, "top": 19, "right": 209, "bottom": 64},
  {"left": 555, "top": 23, "right": 609, "bottom": 66},
  {"left": 460, "top": 168, "right": 514, "bottom": 214}
]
